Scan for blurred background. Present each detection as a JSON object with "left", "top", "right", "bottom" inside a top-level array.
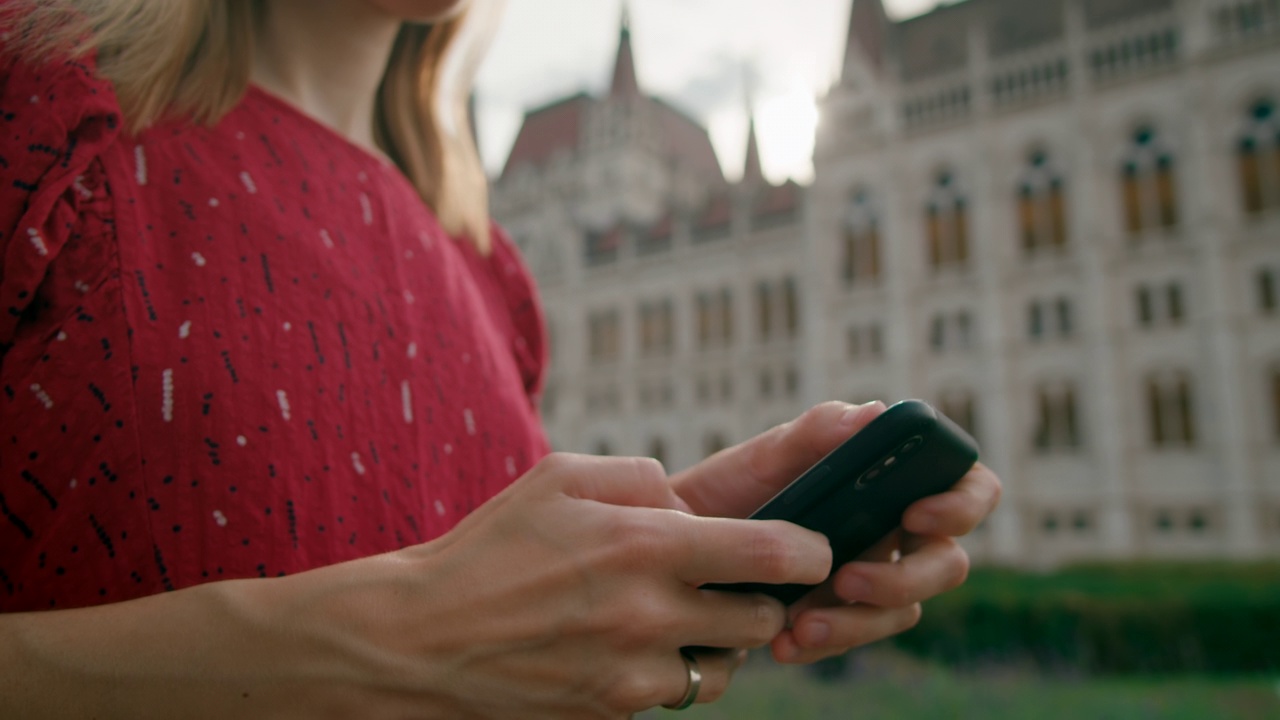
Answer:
[{"left": 476, "top": 0, "right": 1280, "bottom": 716}]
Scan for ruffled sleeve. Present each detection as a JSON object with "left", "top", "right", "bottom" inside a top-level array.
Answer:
[
  {"left": 0, "top": 45, "right": 121, "bottom": 350},
  {"left": 487, "top": 221, "right": 548, "bottom": 407}
]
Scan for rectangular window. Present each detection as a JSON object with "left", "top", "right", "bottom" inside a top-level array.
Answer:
[
  {"left": 1034, "top": 389, "right": 1052, "bottom": 450},
  {"left": 1240, "top": 140, "right": 1264, "bottom": 215},
  {"left": 926, "top": 206, "right": 942, "bottom": 269},
  {"left": 757, "top": 283, "right": 773, "bottom": 342},
  {"left": 696, "top": 294, "right": 711, "bottom": 349},
  {"left": 1176, "top": 375, "right": 1195, "bottom": 446},
  {"left": 1057, "top": 297, "right": 1074, "bottom": 337},
  {"left": 588, "top": 310, "right": 620, "bottom": 363},
  {"left": 783, "top": 278, "right": 800, "bottom": 338},
  {"left": 639, "top": 303, "right": 654, "bottom": 355},
  {"left": 1272, "top": 369, "right": 1280, "bottom": 441},
  {"left": 954, "top": 200, "right": 970, "bottom": 265},
  {"left": 658, "top": 301, "right": 673, "bottom": 354},
  {"left": 842, "top": 231, "right": 857, "bottom": 285},
  {"left": 1259, "top": 268, "right": 1276, "bottom": 314},
  {"left": 956, "top": 312, "right": 973, "bottom": 349},
  {"left": 865, "top": 223, "right": 881, "bottom": 280},
  {"left": 1147, "top": 377, "right": 1165, "bottom": 446},
  {"left": 930, "top": 315, "right": 946, "bottom": 352},
  {"left": 1049, "top": 181, "right": 1068, "bottom": 247},
  {"left": 869, "top": 324, "right": 883, "bottom": 357},
  {"left": 941, "top": 393, "right": 977, "bottom": 441},
  {"left": 1167, "top": 283, "right": 1185, "bottom": 324},
  {"left": 1019, "top": 188, "right": 1038, "bottom": 252},
  {"left": 720, "top": 288, "right": 734, "bottom": 345},
  {"left": 847, "top": 328, "right": 861, "bottom": 360},
  {"left": 1156, "top": 158, "right": 1178, "bottom": 228},
  {"left": 1137, "top": 286, "right": 1154, "bottom": 327},
  {"left": 1123, "top": 166, "right": 1144, "bottom": 236},
  {"left": 1029, "top": 301, "right": 1044, "bottom": 340},
  {"left": 1063, "top": 385, "right": 1080, "bottom": 447},
  {"left": 1149, "top": 373, "right": 1196, "bottom": 448}
]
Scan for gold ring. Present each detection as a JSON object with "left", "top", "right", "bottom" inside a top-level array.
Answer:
[{"left": 661, "top": 649, "right": 702, "bottom": 711}]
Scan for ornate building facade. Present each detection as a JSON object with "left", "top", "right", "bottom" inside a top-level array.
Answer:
[{"left": 492, "top": 0, "right": 1280, "bottom": 566}]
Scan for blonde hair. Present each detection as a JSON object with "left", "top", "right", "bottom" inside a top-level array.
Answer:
[{"left": 4, "top": 0, "right": 493, "bottom": 252}]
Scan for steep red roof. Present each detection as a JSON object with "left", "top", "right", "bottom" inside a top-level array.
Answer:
[
  {"left": 652, "top": 98, "right": 724, "bottom": 181},
  {"left": 648, "top": 211, "right": 674, "bottom": 239},
  {"left": 697, "top": 193, "right": 732, "bottom": 230},
  {"left": 498, "top": 11, "right": 724, "bottom": 184},
  {"left": 753, "top": 180, "right": 802, "bottom": 218},
  {"left": 501, "top": 93, "right": 590, "bottom": 177}
]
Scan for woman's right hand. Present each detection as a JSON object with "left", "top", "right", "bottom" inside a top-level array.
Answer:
[
  {"left": 2, "top": 453, "right": 830, "bottom": 719},
  {"left": 240, "top": 452, "right": 833, "bottom": 718}
]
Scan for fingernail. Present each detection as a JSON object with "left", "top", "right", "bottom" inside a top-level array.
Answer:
[
  {"left": 911, "top": 511, "right": 939, "bottom": 535},
  {"left": 838, "top": 401, "right": 881, "bottom": 431},
  {"left": 778, "top": 639, "right": 801, "bottom": 662},
  {"left": 839, "top": 575, "right": 872, "bottom": 602},
  {"left": 801, "top": 620, "right": 831, "bottom": 647}
]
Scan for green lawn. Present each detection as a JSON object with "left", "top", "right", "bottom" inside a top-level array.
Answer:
[{"left": 641, "top": 649, "right": 1280, "bottom": 720}]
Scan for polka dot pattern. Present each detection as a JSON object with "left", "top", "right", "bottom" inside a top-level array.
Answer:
[{"left": 0, "top": 52, "right": 548, "bottom": 611}]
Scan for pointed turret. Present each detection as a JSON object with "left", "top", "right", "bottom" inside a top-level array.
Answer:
[
  {"left": 742, "top": 114, "right": 764, "bottom": 185},
  {"left": 609, "top": 3, "right": 640, "bottom": 99},
  {"left": 845, "top": 0, "right": 888, "bottom": 77}
]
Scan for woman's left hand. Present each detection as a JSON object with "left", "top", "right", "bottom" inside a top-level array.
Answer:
[{"left": 669, "top": 401, "right": 1002, "bottom": 664}]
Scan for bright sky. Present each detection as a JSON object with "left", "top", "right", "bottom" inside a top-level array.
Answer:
[{"left": 474, "top": 0, "right": 951, "bottom": 183}]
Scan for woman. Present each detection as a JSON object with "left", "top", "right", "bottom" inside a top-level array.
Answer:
[{"left": 0, "top": 0, "right": 1002, "bottom": 716}]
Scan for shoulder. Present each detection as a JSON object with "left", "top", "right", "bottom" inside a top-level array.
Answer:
[
  {"left": 0, "top": 39, "right": 122, "bottom": 342},
  {"left": 0, "top": 37, "right": 123, "bottom": 204},
  {"left": 1, "top": 35, "right": 122, "bottom": 141}
]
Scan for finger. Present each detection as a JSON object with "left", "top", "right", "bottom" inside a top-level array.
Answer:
[
  {"left": 772, "top": 602, "right": 923, "bottom": 664},
  {"left": 682, "top": 648, "right": 740, "bottom": 706},
  {"left": 678, "top": 588, "right": 787, "bottom": 650},
  {"left": 670, "top": 401, "right": 888, "bottom": 518},
  {"left": 546, "top": 453, "right": 691, "bottom": 513},
  {"left": 785, "top": 529, "right": 900, "bottom": 621},
  {"left": 902, "top": 462, "right": 1002, "bottom": 537},
  {"left": 829, "top": 535, "right": 969, "bottom": 607},
  {"left": 676, "top": 515, "right": 832, "bottom": 587}
]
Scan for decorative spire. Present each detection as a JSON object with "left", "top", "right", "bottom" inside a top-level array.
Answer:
[
  {"left": 741, "top": 69, "right": 763, "bottom": 185},
  {"left": 742, "top": 114, "right": 764, "bottom": 185},
  {"left": 845, "top": 0, "right": 888, "bottom": 76},
  {"left": 609, "top": 1, "right": 640, "bottom": 99}
]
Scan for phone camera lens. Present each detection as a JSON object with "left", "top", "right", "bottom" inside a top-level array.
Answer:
[
  {"left": 856, "top": 467, "right": 881, "bottom": 488},
  {"left": 884, "top": 456, "right": 897, "bottom": 467},
  {"left": 899, "top": 436, "right": 923, "bottom": 455}
]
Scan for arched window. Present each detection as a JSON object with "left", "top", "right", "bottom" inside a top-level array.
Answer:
[
  {"left": 1121, "top": 126, "right": 1178, "bottom": 237},
  {"left": 938, "top": 389, "right": 978, "bottom": 442},
  {"left": 842, "top": 189, "right": 881, "bottom": 285},
  {"left": 1146, "top": 371, "right": 1195, "bottom": 448},
  {"left": 1272, "top": 366, "right": 1280, "bottom": 442},
  {"left": 1239, "top": 99, "right": 1280, "bottom": 215},
  {"left": 925, "top": 170, "right": 969, "bottom": 270},
  {"left": 1017, "top": 150, "right": 1068, "bottom": 253},
  {"left": 1033, "top": 381, "right": 1082, "bottom": 452}
]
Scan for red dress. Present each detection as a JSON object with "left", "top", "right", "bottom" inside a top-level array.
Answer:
[{"left": 0, "top": 51, "right": 549, "bottom": 612}]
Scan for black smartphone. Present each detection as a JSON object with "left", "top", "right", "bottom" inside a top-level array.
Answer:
[{"left": 706, "top": 400, "right": 980, "bottom": 604}]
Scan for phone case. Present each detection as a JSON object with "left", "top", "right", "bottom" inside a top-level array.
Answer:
[{"left": 705, "top": 400, "right": 980, "bottom": 604}]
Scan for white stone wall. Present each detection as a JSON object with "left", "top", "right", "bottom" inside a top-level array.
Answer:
[{"left": 494, "top": 0, "right": 1280, "bottom": 566}]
